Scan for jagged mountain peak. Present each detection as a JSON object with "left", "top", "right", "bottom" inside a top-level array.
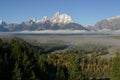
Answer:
[
  {"left": 50, "top": 12, "right": 74, "bottom": 24},
  {"left": 0, "top": 12, "right": 87, "bottom": 32},
  {"left": 84, "top": 24, "right": 95, "bottom": 27},
  {"left": 23, "top": 12, "right": 74, "bottom": 24},
  {"left": 86, "top": 16, "right": 120, "bottom": 31},
  {"left": 54, "top": 11, "right": 60, "bottom": 16},
  {"left": 0, "top": 20, "right": 3, "bottom": 24},
  {"left": 106, "top": 16, "right": 120, "bottom": 21},
  {"left": 0, "top": 19, "right": 5, "bottom": 24},
  {"left": 39, "top": 16, "right": 49, "bottom": 23},
  {"left": 25, "top": 18, "right": 37, "bottom": 25},
  {"left": 0, "top": 19, "right": 7, "bottom": 26},
  {"left": 28, "top": 18, "right": 37, "bottom": 22}
]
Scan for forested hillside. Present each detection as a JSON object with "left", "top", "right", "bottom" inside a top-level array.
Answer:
[{"left": 0, "top": 38, "right": 119, "bottom": 80}]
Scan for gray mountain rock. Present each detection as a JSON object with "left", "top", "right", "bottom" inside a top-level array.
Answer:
[{"left": 87, "top": 16, "right": 120, "bottom": 31}]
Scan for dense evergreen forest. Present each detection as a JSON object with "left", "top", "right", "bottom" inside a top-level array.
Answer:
[{"left": 0, "top": 38, "right": 120, "bottom": 80}]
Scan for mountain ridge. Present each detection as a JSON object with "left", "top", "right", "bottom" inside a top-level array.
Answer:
[
  {"left": 0, "top": 12, "right": 87, "bottom": 32},
  {"left": 85, "top": 16, "right": 120, "bottom": 31},
  {"left": 1, "top": 13, "right": 120, "bottom": 32}
]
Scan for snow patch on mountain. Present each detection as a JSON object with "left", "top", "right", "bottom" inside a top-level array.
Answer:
[
  {"left": 25, "top": 18, "right": 37, "bottom": 25},
  {"left": 106, "top": 16, "right": 120, "bottom": 21},
  {"left": 39, "top": 16, "right": 48, "bottom": 23},
  {"left": 0, "top": 20, "right": 3, "bottom": 24},
  {"left": 24, "top": 12, "right": 74, "bottom": 24},
  {"left": 50, "top": 11, "right": 74, "bottom": 24},
  {"left": 0, "top": 20, "right": 5, "bottom": 24},
  {"left": 0, "top": 20, "right": 7, "bottom": 26}
]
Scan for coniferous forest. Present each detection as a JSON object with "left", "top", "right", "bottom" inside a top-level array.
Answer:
[{"left": 0, "top": 38, "right": 120, "bottom": 80}]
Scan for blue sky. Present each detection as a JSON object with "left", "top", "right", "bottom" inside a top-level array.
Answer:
[{"left": 0, "top": 0, "right": 120, "bottom": 25}]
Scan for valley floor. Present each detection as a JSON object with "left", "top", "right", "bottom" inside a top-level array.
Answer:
[{"left": 14, "top": 34, "right": 120, "bottom": 58}]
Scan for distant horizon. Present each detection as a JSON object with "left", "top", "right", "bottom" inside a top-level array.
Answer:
[{"left": 0, "top": 0, "right": 120, "bottom": 25}]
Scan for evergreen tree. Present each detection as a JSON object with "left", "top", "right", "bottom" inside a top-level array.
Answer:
[
  {"left": 0, "top": 53, "right": 11, "bottom": 79},
  {"left": 12, "top": 62, "right": 21, "bottom": 80},
  {"left": 56, "top": 65, "right": 66, "bottom": 80},
  {"left": 34, "top": 54, "right": 48, "bottom": 80},
  {"left": 30, "top": 71, "right": 38, "bottom": 80},
  {"left": 110, "top": 52, "right": 120, "bottom": 80},
  {"left": 20, "top": 52, "right": 33, "bottom": 80},
  {"left": 68, "top": 55, "right": 85, "bottom": 80}
]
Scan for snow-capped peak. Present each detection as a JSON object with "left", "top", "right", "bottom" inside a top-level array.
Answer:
[
  {"left": 26, "top": 18, "right": 37, "bottom": 24},
  {"left": 39, "top": 16, "right": 48, "bottom": 23},
  {"left": 50, "top": 12, "right": 74, "bottom": 24},
  {"left": 106, "top": 16, "right": 120, "bottom": 21},
  {"left": 0, "top": 20, "right": 4, "bottom": 24},
  {"left": 28, "top": 18, "right": 37, "bottom": 22},
  {"left": 84, "top": 24, "right": 95, "bottom": 27},
  {"left": 0, "top": 19, "right": 6, "bottom": 25},
  {"left": 0, "top": 20, "right": 3, "bottom": 24},
  {"left": 54, "top": 11, "right": 60, "bottom": 17}
]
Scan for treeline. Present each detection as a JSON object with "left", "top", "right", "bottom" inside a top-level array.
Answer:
[{"left": 0, "top": 38, "right": 119, "bottom": 80}]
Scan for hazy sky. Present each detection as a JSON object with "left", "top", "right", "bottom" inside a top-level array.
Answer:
[{"left": 0, "top": 0, "right": 120, "bottom": 25}]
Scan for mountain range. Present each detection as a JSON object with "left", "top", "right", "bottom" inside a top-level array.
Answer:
[
  {"left": 0, "top": 12, "right": 120, "bottom": 32},
  {"left": 0, "top": 12, "right": 86, "bottom": 32},
  {"left": 86, "top": 16, "right": 120, "bottom": 32}
]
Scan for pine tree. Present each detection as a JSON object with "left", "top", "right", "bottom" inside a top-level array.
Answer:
[
  {"left": 12, "top": 62, "right": 21, "bottom": 80},
  {"left": 110, "top": 52, "right": 120, "bottom": 80},
  {"left": 68, "top": 55, "right": 85, "bottom": 80},
  {"left": 35, "top": 55, "right": 48, "bottom": 80},
  {"left": 30, "top": 71, "right": 38, "bottom": 80},
  {"left": 20, "top": 52, "right": 33, "bottom": 80},
  {"left": 56, "top": 65, "right": 66, "bottom": 80}
]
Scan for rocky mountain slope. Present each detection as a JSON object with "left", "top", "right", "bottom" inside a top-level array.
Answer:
[
  {"left": 86, "top": 16, "right": 120, "bottom": 31},
  {"left": 0, "top": 12, "right": 86, "bottom": 32}
]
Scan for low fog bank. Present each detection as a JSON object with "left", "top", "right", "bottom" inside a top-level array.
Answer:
[
  {"left": 1, "top": 33, "right": 120, "bottom": 57},
  {"left": 19, "top": 35, "right": 120, "bottom": 47},
  {"left": 1, "top": 30, "right": 120, "bottom": 35}
]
